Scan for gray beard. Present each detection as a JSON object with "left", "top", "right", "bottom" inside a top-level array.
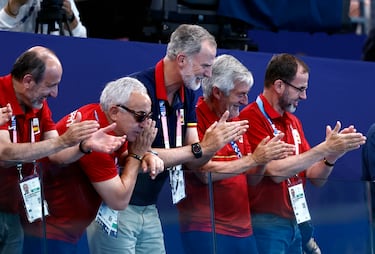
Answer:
[{"left": 285, "top": 104, "right": 297, "bottom": 113}]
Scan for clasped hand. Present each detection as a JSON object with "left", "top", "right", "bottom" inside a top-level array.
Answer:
[
  {"left": 251, "top": 133, "right": 295, "bottom": 165},
  {"left": 128, "top": 119, "right": 164, "bottom": 179}
]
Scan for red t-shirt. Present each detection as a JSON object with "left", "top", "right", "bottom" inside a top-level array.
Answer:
[
  {"left": 239, "top": 94, "right": 310, "bottom": 219},
  {"left": 22, "top": 103, "right": 127, "bottom": 243},
  {"left": 0, "top": 74, "right": 56, "bottom": 214},
  {"left": 177, "top": 97, "right": 252, "bottom": 237}
]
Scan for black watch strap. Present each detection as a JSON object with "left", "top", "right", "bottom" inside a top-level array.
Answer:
[{"left": 191, "top": 142, "right": 202, "bottom": 159}]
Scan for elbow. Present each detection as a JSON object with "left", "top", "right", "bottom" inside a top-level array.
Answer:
[
  {"left": 310, "top": 178, "right": 327, "bottom": 187},
  {"left": 0, "top": 146, "right": 18, "bottom": 161}
]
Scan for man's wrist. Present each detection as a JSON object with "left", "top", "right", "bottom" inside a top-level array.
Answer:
[
  {"left": 191, "top": 142, "right": 203, "bottom": 159},
  {"left": 79, "top": 140, "right": 92, "bottom": 154},
  {"left": 128, "top": 153, "right": 143, "bottom": 161},
  {"left": 323, "top": 157, "right": 334, "bottom": 167}
]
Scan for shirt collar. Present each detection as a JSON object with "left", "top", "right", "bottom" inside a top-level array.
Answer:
[
  {"left": 155, "top": 60, "right": 185, "bottom": 103},
  {"left": 5, "top": 74, "right": 40, "bottom": 118}
]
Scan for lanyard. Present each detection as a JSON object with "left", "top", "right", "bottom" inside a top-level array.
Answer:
[
  {"left": 256, "top": 96, "right": 301, "bottom": 182},
  {"left": 11, "top": 116, "right": 37, "bottom": 180},
  {"left": 159, "top": 101, "right": 182, "bottom": 148},
  {"left": 256, "top": 96, "right": 280, "bottom": 136},
  {"left": 256, "top": 95, "right": 300, "bottom": 154},
  {"left": 159, "top": 100, "right": 185, "bottom": 204},
  {"left": 230, "top": 141, "right": 242, "bottom": 158}
]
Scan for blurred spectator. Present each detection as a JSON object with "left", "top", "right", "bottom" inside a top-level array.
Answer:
[
  {"left": 0, "top": 0, "right": 86, "bottom": 37},
  {"left": 349, "top": 0, "right": 371, "bottom": 34}
]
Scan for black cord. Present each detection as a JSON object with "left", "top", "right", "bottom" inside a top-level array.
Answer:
[
  {"left": 207, "top": 172, "right": 217, "bottom": 254},
  {"left": 38, "top": 162, "right": 48, "bottom": 254}
]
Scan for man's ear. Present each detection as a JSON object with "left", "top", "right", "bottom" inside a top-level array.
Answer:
[
  {"left": 107, "top": 105, "right": 120, "bottom": 122},
  {"left": 273, "top": 79, "right": 284, "bottom": 94},
  {"left": 22, "top": 74, "right": 33, "bottom": 88},
  {"left": 176, "top": 53, "right": 186, "bottom": 66},
  {"left": 212, "top": 86, "right": 222, "bottom": 100}
]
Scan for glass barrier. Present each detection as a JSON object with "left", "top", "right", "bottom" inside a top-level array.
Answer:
[
  {"left": 20, "top": 167, "right": 374, "bottom": 254},
  {"left": 158, "top": 171, "right": 373, "bottom": 254}
]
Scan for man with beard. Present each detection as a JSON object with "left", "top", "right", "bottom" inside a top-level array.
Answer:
[
  {"left": 0, "top": 46, "right": 124, "bottom": 254},
  {"left": 87, "top": 24, "right": 249, "bottom": 254},
  {"left": 21, "top": 77, "right": 164, "bottom": 254},
  {"left": 177, "top": 54, "right": 295, "bottom": 254},
  {"left": 239, "top": 53, "right": 366, "bottom": 254}
]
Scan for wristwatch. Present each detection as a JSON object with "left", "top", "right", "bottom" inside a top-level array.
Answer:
[{"left": 191, "top": 142, "right": 202, "bottom": 158}]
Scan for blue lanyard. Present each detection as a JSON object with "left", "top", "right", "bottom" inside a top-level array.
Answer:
[
  {"left": 256, "top": 96, "right": 280, "bottom": 136},
  {"left": 230, "top": 141, "right": 242, "bottom": 158}
]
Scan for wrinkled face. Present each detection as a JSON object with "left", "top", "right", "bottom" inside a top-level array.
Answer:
[
  {"left": 181, "top": 40, "right": 216, "bottom": 91},
  {"left": 24, "top": 58, "right": 62, "bottom": 109},
  {"left": 218, "top": 81, "right": 250, "bottom": 119},
  {"left": 113, "top": 92, "right": 152, "bottom": 142},
  {"left": 279, "top": 65, "right": 308, "bottom": 113}
]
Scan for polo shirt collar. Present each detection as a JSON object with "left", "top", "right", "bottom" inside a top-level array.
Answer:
[
  {"left": 4, "top": 75, "right": 39, "bottom": 118},
  {"left": 155, "top": 60, "right": 185, "bottom": 104}
]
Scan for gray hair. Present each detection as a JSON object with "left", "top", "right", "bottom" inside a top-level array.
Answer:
[
  {"left": 202, "top": 54, "right": 254, "bottom": 98},
  {"left": 100, "top": 77, "right": 148, "bottom": 112},
  {"left": 166, "top": 24, "right": 217, "bottom": 60}
]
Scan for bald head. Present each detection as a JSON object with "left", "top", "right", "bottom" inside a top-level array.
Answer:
[{"left": 11, "top": 46, "right": 62, "bottom": 84}]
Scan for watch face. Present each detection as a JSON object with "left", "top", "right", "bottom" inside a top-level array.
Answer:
[
  {"left": 192, "top": 143, "right": 201, "bottom": 153},
  {"left": 192, "top": 143, "right": 202, "bottom": 158}
]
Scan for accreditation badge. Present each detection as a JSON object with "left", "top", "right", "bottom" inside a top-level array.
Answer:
[
  {"left": 95, "top": 203, "right": 119, "bottom": 237},
  {"left": 169, "top": 164, "right": 186, "bottom": 204},
  {"left": 20, "top": 175, "right": 49, "bottom": 223},
  {"left": 288, "top": 182, "right": 311, "bottom": 224}
]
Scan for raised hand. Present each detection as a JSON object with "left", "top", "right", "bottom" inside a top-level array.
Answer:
[
  {"left": 200, "top": 111, "right": 249, "bottom": 154},
  {"left": 140, "top": 153, "right": 164, "bottom": 180},
  {"left": 84, "top": 123, "right": 126, "bottom": 153},
  {"left": 128, "top": 119, "right": 158, "bottom": 156},
  {"left": 324, "top": 121, "right": 366, "bottom": 158},
  {"left": 6, "top": 0, "right": 29, "bottom": 16},
  {"left": 59, "top": 112, "right": 100, "bottom": 147},
  {"left": 251, "top": 133, "right": 296, "bottom": 165},
  {"left": 0, "top": 103, "right": 12, "bottom": 126}
]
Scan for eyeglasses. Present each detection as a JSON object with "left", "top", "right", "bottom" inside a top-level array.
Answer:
[
  {"left": 116, "top": 104, "right": 153, "bottom": 123},
  {"left": 281, "top": 79, "right": 307, "bottom": 93}
]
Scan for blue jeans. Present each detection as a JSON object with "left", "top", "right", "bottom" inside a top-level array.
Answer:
[
  {"left": 87, "top": 204, "right": 165, "bottom": 254},
  {"left": 0, "top": 212, "right": 23, "bottom": 254},
  {"left": 251, "top": 213, "right": 302, "bottom": 254},
  {"left": 181, "top": 231, "right": 258, "bottom": 254}
]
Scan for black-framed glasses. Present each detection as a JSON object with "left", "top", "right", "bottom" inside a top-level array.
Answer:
[
  {"left": 281, "top": 79, "right": 307, "bottom": 93},
  {"left": 116, "top": 104, "right": 153, "bottom": 123}
]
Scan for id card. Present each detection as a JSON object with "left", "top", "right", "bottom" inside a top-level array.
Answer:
[
  {"left": 169, "top": 164, "right": 186, "bottom": 204},
  {"left": 95, "top": 203, "right": 118, "bottom": 237},
  {"left": 20, "top": 175, "right": 49, "bottom": 223},
  {"left": 288, "top": 183, "right": 311, "bottom": 224}
]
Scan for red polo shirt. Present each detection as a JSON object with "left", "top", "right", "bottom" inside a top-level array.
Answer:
[
  {"left": 239, "top": 94, "right": 310, "bottom": 219},
  {"left": 0, "top": 74, "right": 56, "bottom": 213},
  {"left": 178, "top": 97, "right": 253, "bottom": 237}
]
